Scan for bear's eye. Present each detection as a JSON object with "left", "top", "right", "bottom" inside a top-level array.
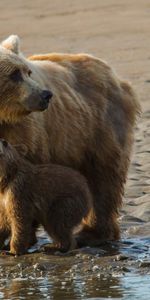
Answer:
[
  {"left": 10, "top": 69, "right": 23, "bottom": 82},
  {"left": 28, "top": 69, "right": 32, "bottom": 77}
]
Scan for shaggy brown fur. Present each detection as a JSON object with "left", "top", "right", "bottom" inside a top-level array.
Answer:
[
  {"left": 0, "top": 35, "right": 140, "bottom": 246},
  {"left": 0, "top": 139, "right": 92, "bottom": 255}
]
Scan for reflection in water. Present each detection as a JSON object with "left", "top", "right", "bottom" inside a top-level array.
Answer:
[
  {"left": 2, "top": 279, "right": 52, "bottom": 300},
  {"left": 0, "top": 232, "right": 150, "bottom": 299},
  {"left": 1, "top": 265, "right": 150, "bottom": 300},
  {"left": 1, "top": 272, "right": 123, "bottom": 300}
]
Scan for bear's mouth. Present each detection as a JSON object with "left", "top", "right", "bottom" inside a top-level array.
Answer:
[{"left": 38, "top": 101, "right": 50, "bottom": 111}]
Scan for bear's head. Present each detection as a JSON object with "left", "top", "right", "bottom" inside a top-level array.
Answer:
[{"left": 0, "top": 35, "right": 53, "bottom": 124}]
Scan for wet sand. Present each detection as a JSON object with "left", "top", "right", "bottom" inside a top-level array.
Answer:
[{"left": 0, "top": 0, "right": 150, "bottom": 299}]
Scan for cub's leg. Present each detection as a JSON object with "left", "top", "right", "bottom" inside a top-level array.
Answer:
[
  {"left": 10, "top": 219, "right": 33, "bottom": 255},
  {"left": 6, "top": 197, "right": 33, "bottom": 255},
  {"left": 44, "top": 195, "right": 90, "bottom": 252},
  {"left": 29, "top": 220, "right": 38, "bottom": 247},
  {"left": 0, "top": 210, "right": 10, "bottom": 249},
  {"left": 0, "top": 230, "right": 10, "bottom": 249}
]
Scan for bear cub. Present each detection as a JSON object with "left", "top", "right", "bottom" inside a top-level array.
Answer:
[{"left": 0, "top": 139, "right": 92, "bottom": 255}]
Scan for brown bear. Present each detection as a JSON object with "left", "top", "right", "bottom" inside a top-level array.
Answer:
[
  {"left": 0, "top": 139, "right": 92, "bottom": 255},
  {"left": 0, "top": 35, "right": 140, "bottom": 246}
]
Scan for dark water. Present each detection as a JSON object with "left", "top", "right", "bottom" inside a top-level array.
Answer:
[{"left": 0, "top": 228, "right": 150, "bottom": 300}]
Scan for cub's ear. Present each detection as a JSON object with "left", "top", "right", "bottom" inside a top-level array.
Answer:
[
  {"left": 14, "top": 144, "right": 28, "bottom": 157},
  {"left": 1, "top": 35, "right": 20, "bottom": 54}
]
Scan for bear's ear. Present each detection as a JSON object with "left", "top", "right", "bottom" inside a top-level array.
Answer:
[
  {"left": 1, "top": 35, "right": 20, "bottom": 54},
  {"left": 14, "top": 144, "right": 28, "bottom": 157}
]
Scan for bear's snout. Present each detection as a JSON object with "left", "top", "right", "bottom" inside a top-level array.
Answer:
[
  {"left": 22, "top": 88, "right": 53, "bottom": 113},
  {"left": 41, "top": 90, "right": 53, "bottom": 102},
  {"left": 39, "top": 90, "right": 53, "bottom": 110}
]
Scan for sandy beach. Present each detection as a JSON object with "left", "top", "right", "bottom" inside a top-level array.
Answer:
[{"left": 0, "top": 1, "right": 150, "bottom": 299}]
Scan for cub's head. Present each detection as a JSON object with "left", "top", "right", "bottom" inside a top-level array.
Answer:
[
  {"left": 0, "top": 139, "right": 27, "bottom": 182},
  {"left": 0, "top": 139, "right": 19, "bottom": 180},
  {"left": 0, "top": 35, "right": 53, "bottom": 123}
]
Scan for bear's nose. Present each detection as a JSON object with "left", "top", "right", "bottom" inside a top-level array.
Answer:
[
  {"left": 41, "top": 90, "right": 53, "bottom": 103},
  {"left": 1, "top": 139, "right": 8, "bottom": 148}
]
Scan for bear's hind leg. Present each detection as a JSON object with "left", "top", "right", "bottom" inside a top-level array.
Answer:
[{"left": 77, "top": 161, "right": 123, "bottom": 246}]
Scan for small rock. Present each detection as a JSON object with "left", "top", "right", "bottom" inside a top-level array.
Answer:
[
  {"left": 121, "top": 266, "right": 131, "bottom": 272},
  {"left": 115, "top": 254, "right": 129, "bottom": 261},
  {"left": 92, "top": 265, "right": 100, "bottom": 271},
  {"left": 139, "top": 261, "right": 150, "bottom": 268}
]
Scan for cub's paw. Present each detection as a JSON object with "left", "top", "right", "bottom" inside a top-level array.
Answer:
[{"left": 10, "top": 242, "right": 28, "bottom": 256}]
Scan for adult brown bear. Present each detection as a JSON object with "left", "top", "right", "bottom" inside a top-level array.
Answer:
[{"left": 0, "top": 35, "right": 140, "bottom": 246}]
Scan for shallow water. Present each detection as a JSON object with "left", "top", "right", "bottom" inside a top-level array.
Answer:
[{"left": 0, "top": 231, "right": 150, "bottom": 300}]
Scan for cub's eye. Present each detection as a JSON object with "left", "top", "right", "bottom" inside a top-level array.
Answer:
[
  {"left": 10, "top": 69, "right": 22, "bottom": 82},
  {"left": 28, "top": 69, "right": 32, "bottom": 77}
]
